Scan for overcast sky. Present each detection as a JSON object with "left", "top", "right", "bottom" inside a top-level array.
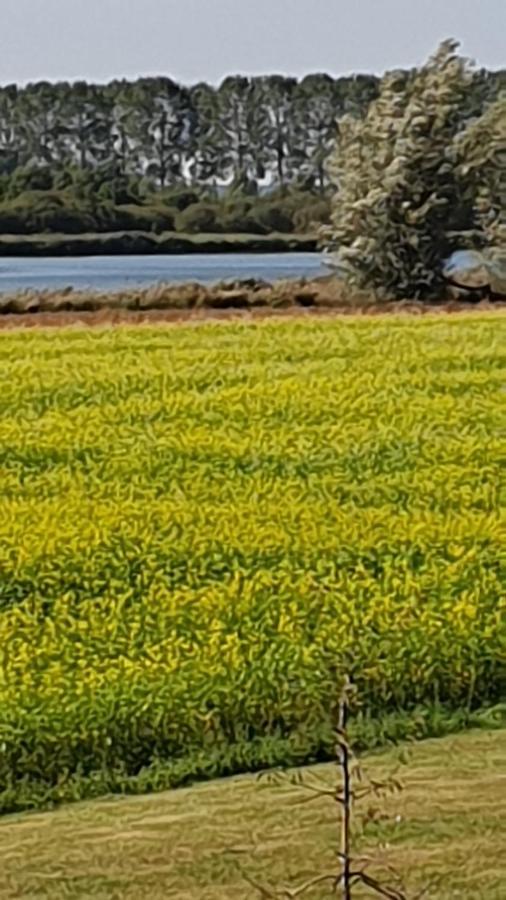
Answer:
[{"left": 2, "top": 0, "right": 504, "bottom": 86}]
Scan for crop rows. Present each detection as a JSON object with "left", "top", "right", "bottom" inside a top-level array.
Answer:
[{"left": 0, "top": 315, "right": 504, "bottom": 810}]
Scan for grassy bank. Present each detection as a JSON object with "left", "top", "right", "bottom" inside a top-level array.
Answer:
[
  {"left": 0, "top": 275, "right": 330, "bottom": 315},
  {"left": 1, "top": 274, "right": 503, "bottom": 319},
  {"left": 0, "top": 230, "right": 318, "bottom": 257},
  {"left": 0, "top": 316, "right": 504, "bottom": 812},
  {"left": 1, "top": 728, "right": 505, "bottom": 898}
]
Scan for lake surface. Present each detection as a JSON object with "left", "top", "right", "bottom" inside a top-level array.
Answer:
[{"left": 0, "top": 253, "right": 326, "bottom": 294}]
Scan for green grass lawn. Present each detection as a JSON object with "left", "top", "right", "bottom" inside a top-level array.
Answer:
[{"left": 0, "top": 728, "right": 505, "bottom": 899}]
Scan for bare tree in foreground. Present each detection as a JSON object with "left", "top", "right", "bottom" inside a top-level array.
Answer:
[{"left": 237, "top": 679, "right": 434, "bottom": 899}]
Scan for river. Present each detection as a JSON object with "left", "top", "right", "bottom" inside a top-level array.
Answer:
[{"left": 0, "top": 253, "right": 326, "bottom": 294}]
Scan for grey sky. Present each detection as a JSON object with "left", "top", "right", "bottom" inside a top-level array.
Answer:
[{"left": 3, "top": 0, "right": 505, "bottom": 86}]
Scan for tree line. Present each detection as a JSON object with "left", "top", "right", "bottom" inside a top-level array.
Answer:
[
  {"left": 0, "top": 74, "right": 381, "bottom": 193},
  {"left": 0, "top": 65, "right": 503, "bottom": 239}
]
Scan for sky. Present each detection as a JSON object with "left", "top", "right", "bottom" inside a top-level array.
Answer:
[{"left": 2, "top": 0, "right": 505, "bottom": 87}]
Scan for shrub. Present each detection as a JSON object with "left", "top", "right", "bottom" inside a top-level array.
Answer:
[
  {"left": 5, "top": 166, "right": 54, "bottom": 199},
  {"left": 109, "top": 204, "right": 176, "bottom": 234},
  {"left": 156, "top": 187, "right": 202, "bottom": 211},
  {"left": 216, "top": 198, "right": 264, "bottom": 234},
  {"left": 250, "top": 199, "right": 295, "bottom": 234},
  {"left": 292, "top": 199, "right": 331, "bottom": 232},
  {"left": 0, "top": 192, "right": 96, "bottom": 234},
  {"left": 175, "top": 202, "right": 219, "bottom": 233}
]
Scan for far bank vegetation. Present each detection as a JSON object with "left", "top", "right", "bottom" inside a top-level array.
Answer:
[{"left": 0, "top": 62, "right": 503, "bottom": 241}]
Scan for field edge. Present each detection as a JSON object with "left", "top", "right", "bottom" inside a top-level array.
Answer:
[{"left": 2, "top": 702, "right": 505, "bottom": 818}]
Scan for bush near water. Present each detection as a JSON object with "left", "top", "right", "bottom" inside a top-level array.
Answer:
[{"left": 0, "top": 316, "right": 504, "bottom": 811}]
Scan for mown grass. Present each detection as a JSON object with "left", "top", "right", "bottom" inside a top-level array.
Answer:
[
  {"left": 0, "top": 314, "right": 504, "bottom": 812},
  {"left": 0, "top": 728, "right": 505, "bottom": 899}
]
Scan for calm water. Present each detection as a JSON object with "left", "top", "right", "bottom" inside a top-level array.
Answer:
[{"left": 0, "top": 253, "right": 326, "bottom": 294}]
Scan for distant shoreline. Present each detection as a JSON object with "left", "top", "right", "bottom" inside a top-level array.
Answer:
[{"left": 0, "top": 232, "right": 319, "bottom": 258}]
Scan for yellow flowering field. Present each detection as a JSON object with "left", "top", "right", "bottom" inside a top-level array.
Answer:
[{"left": 0, "top": 314, "right": 504, "bottom": 810}]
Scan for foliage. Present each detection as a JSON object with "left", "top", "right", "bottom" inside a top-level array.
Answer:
[
  {"left": 323, "top": 41, "right": 505, "bottom": 299},
  {"left": 452, "top": 93, "right": 506, "bottom": 249},
  {"left": 0, "top": 73, "right": 382, "bottom": 193},
  {"left": 0, "top": 184, "right": 329, "bottom": 236},
  {"left": 0, "top": 316, "right": 504, "bottom": 811},
  {"left": 0, "top": 61, "right": 502, "bottom": 240},
  {"left": 175, "top": 202, "right": 219, "bottom": 233}
]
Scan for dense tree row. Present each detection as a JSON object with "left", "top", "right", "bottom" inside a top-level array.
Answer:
[
  {"left": 0, "top": 73, "right": 382, "bottom": 193},
  {"left": 0, "top": 66, "right": 503, "bottom": 239}
]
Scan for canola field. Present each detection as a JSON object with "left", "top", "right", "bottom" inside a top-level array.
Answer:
[{"left": 0, "top": 315, "right": 504, "bottom": 811}]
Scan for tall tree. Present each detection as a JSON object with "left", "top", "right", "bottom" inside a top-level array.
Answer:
[
  {"left": 128, "top": 78, "right": 192, "bottom": 187},
  {"left": 0, "top": 85, "right": 20, "bottom": 174},
  {"left": 295, "top": 74, "right": 338, "bottom": 193},
  {"left": 188, "top": 83, "right": 223, "bottom": 187},
  {"left": 58, "top": 82, "right": 108, "bottom": 169},
  {"left": 14, "top": 82, "right": 66, "bottom": 168},
  {"left": 334, "top": 74, "right": 381, "bottom": 117},
  {"left": 104, "top": 81, "right": 140, "bottom": 176},
  {"left": 251, "top": 76, "right": 298, "bottom": 189},
  {"left": 216, "top": 76, "right": 256, "bottom": 182},
  {"left": 324, "top": 41, "right": 483, "bottom": 298}
]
